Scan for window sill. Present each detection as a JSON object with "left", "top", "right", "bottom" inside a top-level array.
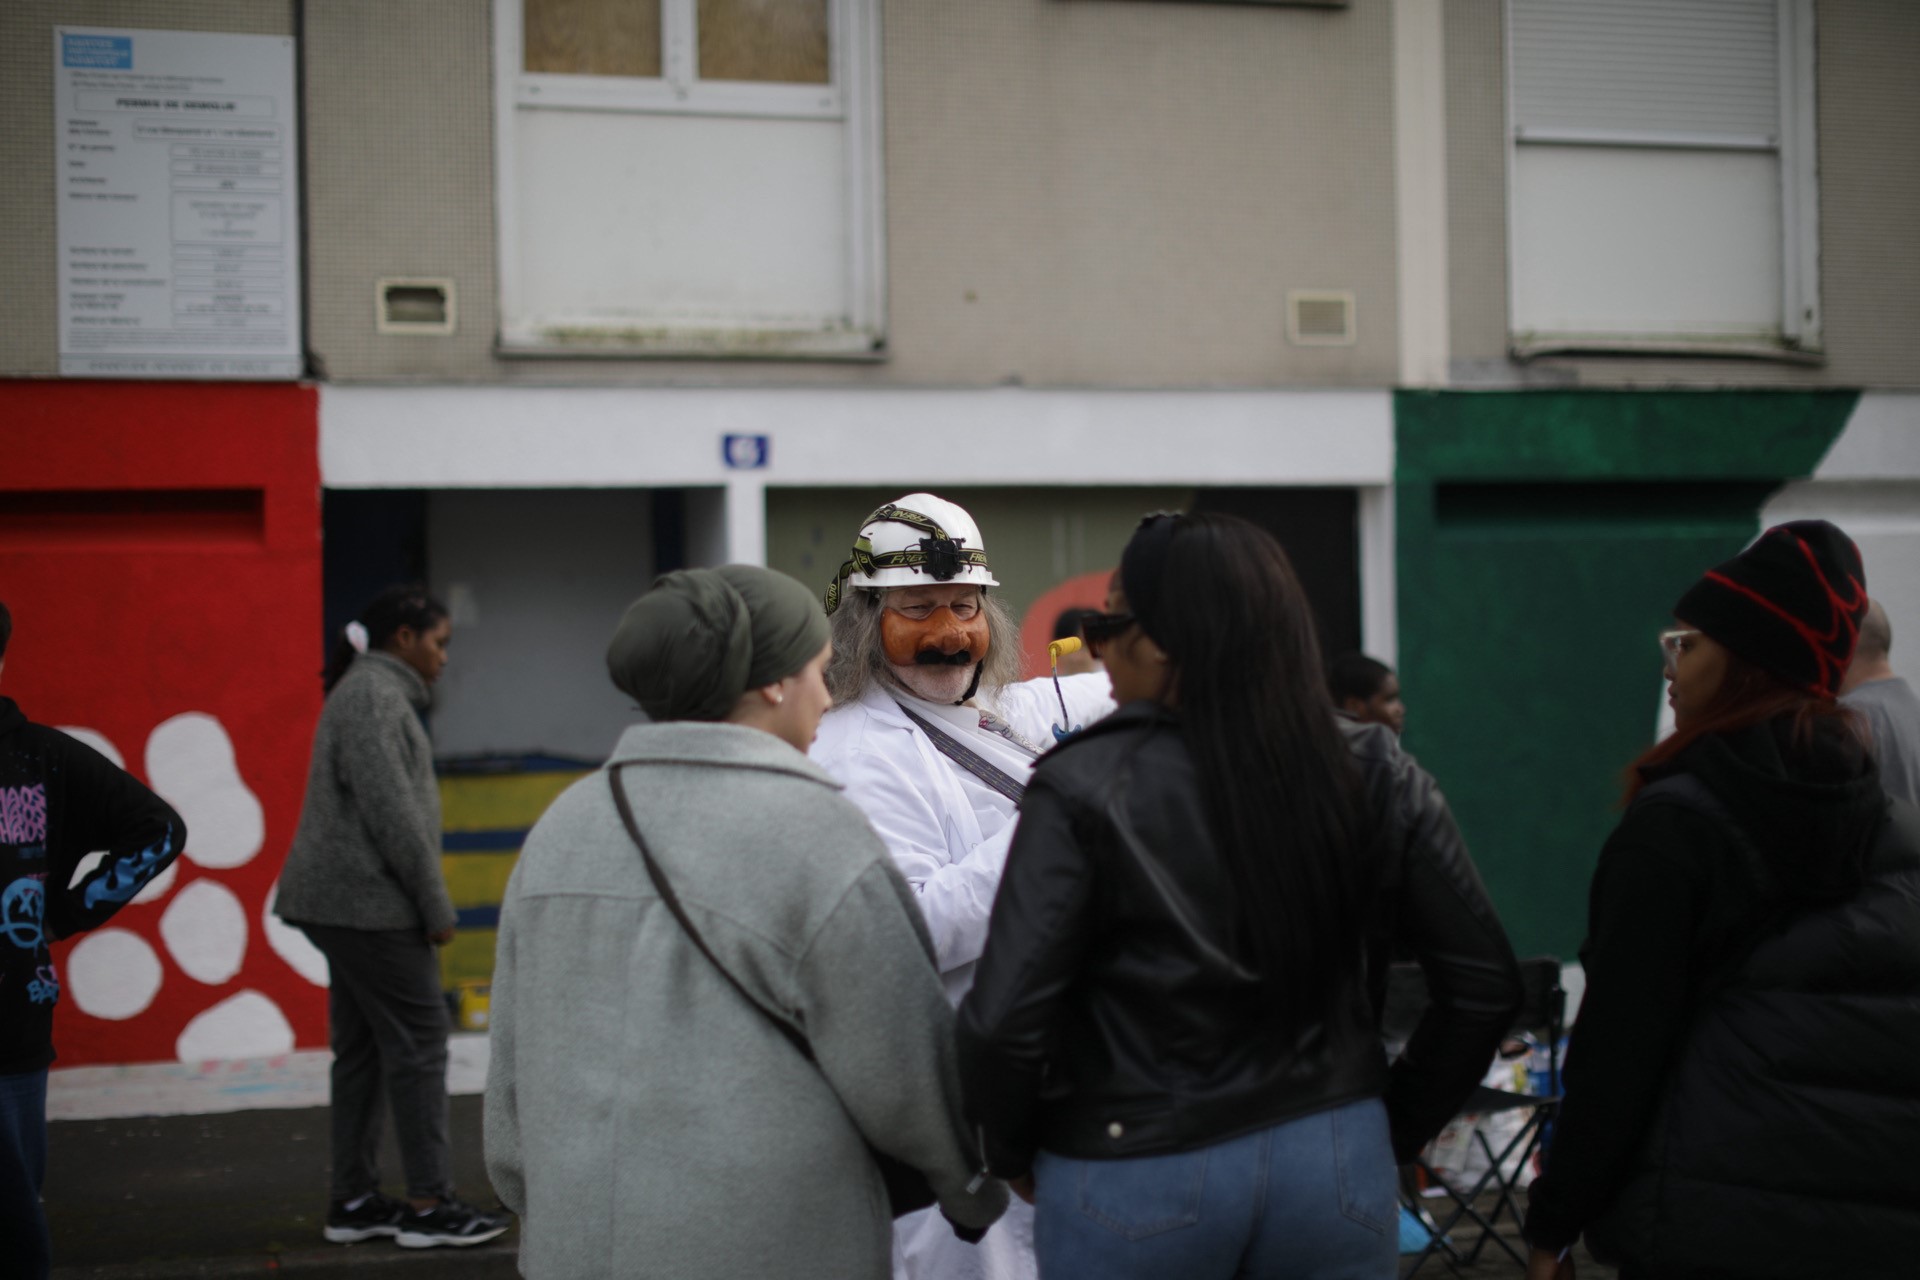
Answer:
[
  {"left": 1510, "top": 335, "right": 1825, "bottom": 367},
  {"left": 496, "top": 328, "right": 888, "bottom": 364}
]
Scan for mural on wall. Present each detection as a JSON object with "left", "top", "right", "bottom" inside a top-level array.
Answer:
[
  {"left": 1018, "top": 571, "right": 1110, "bottom": 680},
  {"left": 0, "top": 381, "right": 325, "bottom": 1067},
  {"left": 56, "top": 714, "right": 328, "bottom": 1061}
]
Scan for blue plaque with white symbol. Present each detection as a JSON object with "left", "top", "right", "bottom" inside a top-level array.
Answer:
[{"left": 722, "top": 434, "right": 770, "bottom": 470}]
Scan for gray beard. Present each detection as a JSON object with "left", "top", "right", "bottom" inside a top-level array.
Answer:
[{"left": 889, "top": 660, "right": 978, "bottom": 705}]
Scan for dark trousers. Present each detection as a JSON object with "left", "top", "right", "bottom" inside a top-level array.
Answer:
[
  {"left": 299, "top": 925, "right": 452, "bottom": 1202},
  {"left": 0, "top": 1068, "right": 50, "bottom": 1280}
]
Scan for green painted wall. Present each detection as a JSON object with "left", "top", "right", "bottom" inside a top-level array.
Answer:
[{"left": 1395, "top": 391, "right": 1856, "bottom": 960}]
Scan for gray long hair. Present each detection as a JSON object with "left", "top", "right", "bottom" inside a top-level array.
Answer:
[{"left": 826, "top": 589, "right": 1023, "bottom": 707}]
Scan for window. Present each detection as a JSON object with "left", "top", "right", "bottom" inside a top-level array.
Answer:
[
  {"left": 1506, "top": 0, "right": 1818, "bottom": 358},
  {"left": 494, "top": 0, "right": 884, "bottom": 357}
]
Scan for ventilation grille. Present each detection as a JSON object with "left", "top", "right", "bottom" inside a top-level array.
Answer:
[
  {"left": 377, "top": 278, "right": 457, "bottom": 335},
  {"left": 1287, "top": 290, "right": 1355, "bottom": 346}
]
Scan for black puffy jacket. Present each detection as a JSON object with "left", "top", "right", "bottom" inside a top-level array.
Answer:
[
  {"left": 954, "top": 702, "right": 1521, "bottom": 1176},
  {"left": 1527, "top": 717, "right": 1920, "bottom": 1279}
]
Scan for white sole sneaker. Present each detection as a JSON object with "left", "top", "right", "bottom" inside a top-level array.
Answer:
[
  {"left": 323, "top": 1224, "right": 401, "bottom": 1243},
  {"left": 395, "top": 1221, "right": 509, "bottom": 1249}
]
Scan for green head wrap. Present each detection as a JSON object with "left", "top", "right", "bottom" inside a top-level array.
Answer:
[{"left": 607, "top": 565, "right": 829, "bottom": 722}]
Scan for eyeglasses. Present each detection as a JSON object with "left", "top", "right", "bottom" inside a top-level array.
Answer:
[
  {"left": 1079, "top": 611, "right": 1136, "bottom": 656},
  {"left": 1659, "top": 628, "right": 1701, "bottom": 674},
  {"left": 887, "top": 597, "right": 982, "bottom": 622}
]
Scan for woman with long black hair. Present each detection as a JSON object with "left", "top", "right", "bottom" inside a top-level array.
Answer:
[
  {"left": 957, "top": 512, "right": 1521, "bottom": 1279},
  {"left": 276, "top": 584, "right": 506, "bottom": 1250},
  {"left": 1522, "top": 522, "right": 1920, "bottom": 1280}
]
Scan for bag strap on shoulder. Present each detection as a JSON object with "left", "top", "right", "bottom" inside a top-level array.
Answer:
[
  {"left": 896, "top": 702, "right": 1027, "bottom": 804},
  {"left": 608, "top": 764, "right": 814, "bottom": 1063}
]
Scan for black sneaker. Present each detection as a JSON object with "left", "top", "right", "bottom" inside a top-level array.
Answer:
[
  {"left": 323, "top": 1191, "right": 409, "bottom": 1243},
  {"left": 395, "top": 1198, "right": 510, "bottom": 1249}
]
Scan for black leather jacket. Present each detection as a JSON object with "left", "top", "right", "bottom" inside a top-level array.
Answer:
[{"left": 955, "top": 702, "right": 1520, "bottom": 1176}]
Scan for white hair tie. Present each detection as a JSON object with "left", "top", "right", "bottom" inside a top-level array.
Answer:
[{"left": 345, "top": 621, "right": 370, "bottom": 654}]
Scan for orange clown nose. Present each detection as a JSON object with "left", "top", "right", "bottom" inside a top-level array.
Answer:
[{"left": 881, "top": 605, "right": 990, "bottom": 669}]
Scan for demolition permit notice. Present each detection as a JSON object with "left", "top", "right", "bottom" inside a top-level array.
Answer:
[{"left": 55, "top": 27, "right": 302, "bottom": 379}]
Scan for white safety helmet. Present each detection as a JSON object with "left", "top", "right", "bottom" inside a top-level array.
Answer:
[{"left": 823, "top": 493, "right": 999, "bottom": 615}]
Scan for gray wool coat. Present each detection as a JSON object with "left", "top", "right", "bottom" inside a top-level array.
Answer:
[
  {"left": 274, "top": 652, "right": 457, "bottom": 937},
  {"left": 484, "top": 721, "right": 1007, "bottom": 1280}
]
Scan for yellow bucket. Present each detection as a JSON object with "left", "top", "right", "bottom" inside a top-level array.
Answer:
[{"left": 455, "top": 980, "right": 492, "bottom": 1031}]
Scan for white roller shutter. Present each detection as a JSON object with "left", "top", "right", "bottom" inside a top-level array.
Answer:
[{"left": 1507, "top": 0, "right": 1818, "bottom": 353}]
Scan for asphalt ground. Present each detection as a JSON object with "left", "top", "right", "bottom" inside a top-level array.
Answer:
[
  {"left": 43, "top": 1092, "right": 1618, "bottom": 1279},
  {"left": 44, "top": 1095, "right": 515, "bottom": 1279}
]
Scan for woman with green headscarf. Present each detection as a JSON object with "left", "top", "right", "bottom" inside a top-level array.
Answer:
[{"left": 484, "top": 566, "right": 1006, "bottom": 1279}]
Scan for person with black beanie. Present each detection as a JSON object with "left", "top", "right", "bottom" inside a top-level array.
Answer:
[{"left": 1522, "top": 521, "right": 1920, "bottom": 1280}]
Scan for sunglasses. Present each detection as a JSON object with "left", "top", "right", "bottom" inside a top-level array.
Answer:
[{"left": 1079, "top": 611, "right": 1136, "bottom": 656}]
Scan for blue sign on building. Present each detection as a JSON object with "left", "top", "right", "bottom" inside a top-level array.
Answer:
[
  {"left": 63, "top": 33, "right": 133, "bottom": 69},
  {"left": 722, "top": 434, "right": 771, "bottom": 470}
]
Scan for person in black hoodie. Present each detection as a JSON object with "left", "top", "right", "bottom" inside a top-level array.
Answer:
[
  {"left": 1523, "top": 521, "right": 1920, "bottom": 1280},
  {"left": 957, "top": 513, "right": 1521, "bottom": 1279},
  {"left": 0, "top": 600, "right": 186, "bottom": 1279}
]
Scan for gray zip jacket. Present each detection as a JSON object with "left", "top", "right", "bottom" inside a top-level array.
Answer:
[
  {"left": 275, "top": 652, "right": 456, "bottom": 936},
  {"left": 485, "top": 721, "right": 1006, "bottom": 1280}
]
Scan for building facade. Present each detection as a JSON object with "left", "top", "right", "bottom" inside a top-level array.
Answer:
[{"left": 3, "top": 0, "right": 1916, "bottom": 1066}]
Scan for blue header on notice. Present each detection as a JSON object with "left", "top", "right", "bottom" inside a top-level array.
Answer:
[{"left": 63, "top": 34, "right": 132, "bottom": 70}]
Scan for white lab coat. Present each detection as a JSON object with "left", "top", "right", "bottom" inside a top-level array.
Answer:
[{"left": 811, "top": 672, "right": 1114, "bottom": 1280}]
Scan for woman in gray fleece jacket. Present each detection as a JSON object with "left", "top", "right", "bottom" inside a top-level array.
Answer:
[
  {"left": 485, "top": 566, "right": 1006, "bottom": 1279},
  {"left": 276, "top": 586, "right": 505, "bottom": 1250}
]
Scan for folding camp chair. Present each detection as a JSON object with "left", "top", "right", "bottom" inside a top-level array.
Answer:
[{"left": 1400, "top": 955, "right": 1566, "bottom": 1274}]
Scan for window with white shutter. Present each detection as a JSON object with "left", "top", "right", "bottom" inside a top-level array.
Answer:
[
  {"left": 1506, "top": 0, "right": 1819, "bottom": 357},
  {"left": 495, "top": 0, "right": 885, "bottom": 358}
]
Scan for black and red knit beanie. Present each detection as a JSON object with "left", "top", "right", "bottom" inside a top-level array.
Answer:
[{"left": 1673, "top": 519, "right": 1867, "bottom": 699}]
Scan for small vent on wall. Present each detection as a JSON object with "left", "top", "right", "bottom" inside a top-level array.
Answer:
[
  {"left": 377, "top": 278, "right": 457, "bottom": 335},
  {"left": 1287, "top": 290, "right": 1356, "bottom": 346}
]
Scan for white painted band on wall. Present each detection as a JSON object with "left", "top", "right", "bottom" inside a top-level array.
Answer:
[
  {"left": 1809, "top": 393, "right": 1920, "bottom": 480},
  {"left": 319, "top": 386, "right": 1395, "bottom": 489}
]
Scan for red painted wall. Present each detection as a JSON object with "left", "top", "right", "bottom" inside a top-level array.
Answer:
[
  {"left": 1017, "top": 571, "right": 1110, "bottom": 681},
  {"left": 0, "top": 381, "right": 324, "bottom": 1066}
]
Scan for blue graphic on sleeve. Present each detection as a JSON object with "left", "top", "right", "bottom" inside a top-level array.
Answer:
[
  {"left": 63, "top": 34, "right": 133, "bottom": 69},
  {"left": 1, "top": 878, "right": 45, "bottom": 950},
  {"left": 82, "top": 827, "right": 176, "bottom": 910}
]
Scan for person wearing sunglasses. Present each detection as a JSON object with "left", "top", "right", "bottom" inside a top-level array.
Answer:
[
  {"left": 1521, "top": 521, "right": 1920, "bottom": 1280},
  {"left": 956, "top": 512, "right": 1522, "bottom": 1279}
]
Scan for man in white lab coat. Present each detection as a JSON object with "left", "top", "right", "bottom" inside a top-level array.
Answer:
[{"left": 811, "top": 495, "right": 1112, "bottom": 1280}]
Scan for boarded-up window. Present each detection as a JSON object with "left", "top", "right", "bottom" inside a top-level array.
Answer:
[
  {"left": 524, "top": 0, "right": 663, "bottom": 77},
  {"left": 499, "top": 0, "right": 882, "bottom": 356},
  {"left": 699, "top": 0, "right": 829, "bottom": 84}
]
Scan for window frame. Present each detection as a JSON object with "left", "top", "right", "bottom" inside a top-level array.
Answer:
[
  {"left": 492, "top": 0, "right": 887, "bottom": 359},
  {"left": 1502, "top": 0, "right": 1821, "bottom": 361}
]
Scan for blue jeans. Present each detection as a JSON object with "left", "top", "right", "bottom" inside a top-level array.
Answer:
[
  {"left": 1032, "top": 1097, "right": 1398, "bottom": 1280},
  {"left": 0, "top": 1069, "right": 50, "bottom": 1280}
]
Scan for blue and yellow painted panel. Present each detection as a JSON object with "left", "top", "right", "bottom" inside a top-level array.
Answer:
[{"left": 435, "top": 758, "right": 593, "bottom": 995}]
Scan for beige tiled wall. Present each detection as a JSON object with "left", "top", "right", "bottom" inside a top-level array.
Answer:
[
  {"left": 1440, "top": 0, "right": 1920, "bottom": 389},
  {"left": 0, "top": 1, "right": 293, "bottom": 377},
  {"left": 299, "top": 0, "right": 1403, "bottom": 387},
  {"left": 302, "top": 0, "right": 498, "bottom": 382}
]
